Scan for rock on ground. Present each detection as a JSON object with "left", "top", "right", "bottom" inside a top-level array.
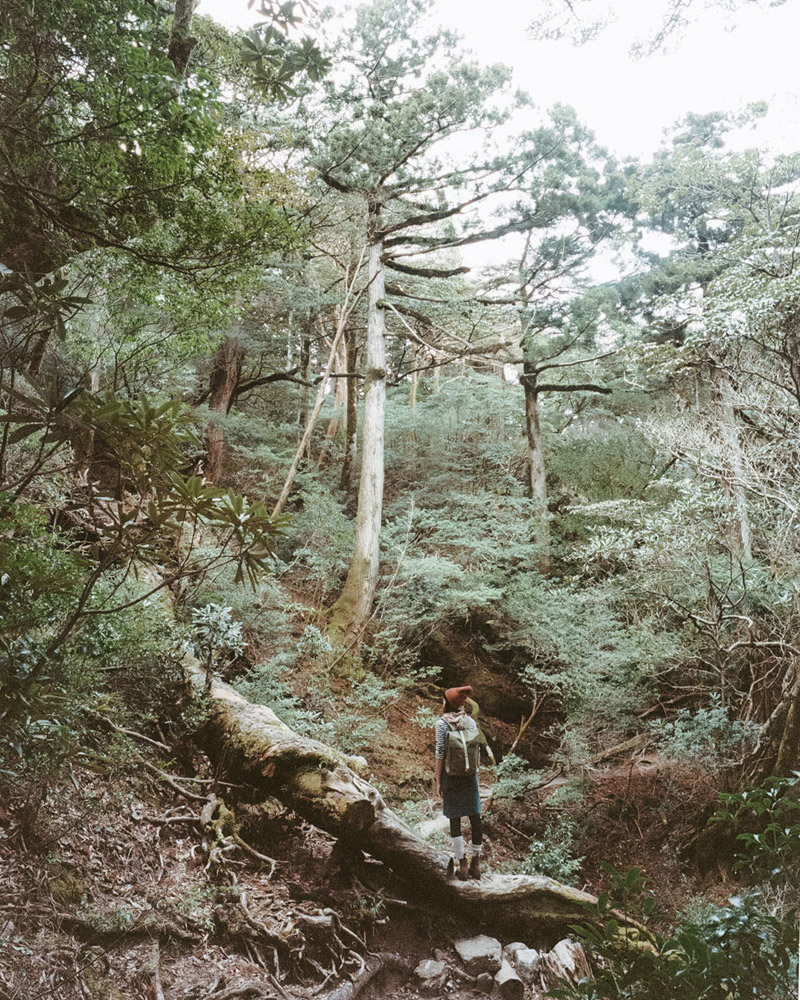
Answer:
[{"left": 452, "top": 934, "right": 502, "bottom": 976}]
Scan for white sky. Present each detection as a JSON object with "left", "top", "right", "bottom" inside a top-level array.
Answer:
[{"left": 197, "top": 0, "right": 800, "bottom": 160}]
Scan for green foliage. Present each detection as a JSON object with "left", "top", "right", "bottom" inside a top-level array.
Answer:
[
  {"left": 710, "top": 774, "right": 800, "bottom": 894},
  {"left": 238, "top": 626, "right": 387, "bottom": 755},
  {"left": 547, "top": 425, "right": 661, "bottom": 504},
  {"left": 0, "top": 0, "right": 221, "bottom": 273},
  {"left": 504, "top": 814, "right": 583, "bottom": 885},
  {"left": 492, "top": 753, "right": 543, "bottom": 801},
  {"left": 576, "top": 480, "right": 736, "bottom": 579},
  {"left": 384, "top": 375, "right": 525, "bottom": 503},
  {"left": 0, "top": 495, "right": 84, "bottom": 636},
  {"left": 0, "top": 568, "right": 187, "bottom": 783},
  {"left": 190, "top": 604, "right": 246, "bottom": 670},
  {"left": 78, "top": 572, "right": 183, "bottom": 708},
  {"left": 0, "top": 270, "right": 92, "bottom": 341},
  {"left": 182, "top": 561, "right": 291, "bottom": 653},
  {"left": 0, "top": 499, "right": 86, "bottom": 780},
  {"left": 413, "top": 705, "right": 438, "bottom": 729},
  {"left": 393, "top": 799, "right": 450, "bottom": 849},
  {"left": 238, "top": 24, "right": 331, "bottom": 101},
  {"left": 548, "top": 864, "right": 798, "bottom": 1000},
  {"left": 650, "top": 698, "right": 760, "bottom": 772},
  {"left": 495, "top": 573, "right": 682, "bottom": 730},
  {"left": 367, "top": 552, "right": 500, "bottom": 670},
  {"left": 281, "top": 484, "right": 354, "bottom": 593}
]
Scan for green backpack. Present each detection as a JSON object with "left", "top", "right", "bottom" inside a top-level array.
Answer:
[{"left": 444, "top": 721, "right": 481, "bottom": 777}]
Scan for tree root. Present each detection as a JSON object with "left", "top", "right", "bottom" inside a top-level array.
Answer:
[
  {"left": 200, "top": 981, "right": 275, "bottom": 1000},
  {"left": 323, "top": 952, "right": 412, "bottom": 1000},
  {"left": 55, "top": 910, "right": 203, "bottom": 943}
]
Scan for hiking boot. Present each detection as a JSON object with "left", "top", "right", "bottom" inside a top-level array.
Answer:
[
  {"left": 446, "top": 857, "right": 455, "bottom": 877},
  {"left": 468, "top": 856, "right": 481, "bottom": 880},
  {"left": 456, "top": 858, "right": 470, "bottom": 881}
]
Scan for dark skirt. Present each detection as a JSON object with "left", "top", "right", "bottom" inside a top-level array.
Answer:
[{"left": 441, "top": 772, "right": 481, "bottom": 819}]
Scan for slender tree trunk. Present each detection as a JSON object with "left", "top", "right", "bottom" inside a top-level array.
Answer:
[
  {"left": 275, "top": 252, "right": 366, "bottom": 515},
  {"left": 329, "top": 226, "right": 386, "bottom": 644},
  {"left": 272, "top": 315, "right": 348, "bottom": 517},
  {"left": 318, "top": 335, "right": 348, "bottom": 467},
  {"left": 408, "top": 348, "right": 418, "bottom": 445},
  {"left": 168, "top": 0, "right": 198, "bottom": 76},
  {"left": 523, "top": 365, "right": 551, "bottom": 575},
  {"left": 340, "top": 325, "right": 359, "bottom": 494},
  {"left": 711, "top": 365, "right": 752, "bottom": 560},
  {"left": 299, "top": 330, "right": 312, "bottom": 457},
  {"left": 204, "top": 336, "right": 243, "bottom": 483}
]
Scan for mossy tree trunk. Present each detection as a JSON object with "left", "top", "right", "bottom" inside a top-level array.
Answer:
[
  {"left": 711, "top": 365, "right": 752, "bottom": 560},
  {"left": 168, "top": 0, "right": 198, "bottom": 77}
]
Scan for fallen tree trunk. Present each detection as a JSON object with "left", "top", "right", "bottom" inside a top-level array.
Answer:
[{"left": 187, "top": 661, "right": 634, "bottom": 940}]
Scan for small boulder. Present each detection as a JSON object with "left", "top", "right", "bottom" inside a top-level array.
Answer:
[
  {"left": 453, "top": 934, "right": 503, "bottom": 976},
  {"left": 495, "top": 958, "right": 524, "bottom": 1000},
  {"left": 414, "top": 959, "right": 446, "bottom": 981},
  {"left": 512, "top": 947, "right": 541, "bottom": 984},
  {"left": 502, "top": 942, "right": 528, "bottom": 962}
]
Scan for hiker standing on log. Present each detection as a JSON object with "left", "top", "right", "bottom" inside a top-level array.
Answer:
[{"left": 434, "top": 685, "right": 483, "bottom": 880}]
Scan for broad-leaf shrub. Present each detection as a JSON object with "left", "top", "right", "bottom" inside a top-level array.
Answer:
[
  {"left": 710, "top": 773, "right": 800, "bottom": 896},
  {"left": 190, "top": 604, "right": 246, "bottom": 674},
  {"left": 548, "top": 864, "right": 797, "bottom": 1000}
]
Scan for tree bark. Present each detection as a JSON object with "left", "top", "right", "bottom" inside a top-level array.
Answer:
[
  {"left": 523, "top": 365, "right": 551, "bottom": 575},
  {"left": 326, "top": 954, "right": 411, "bottom": 1000},
  {"left": 319, "top": 335, "right": 349, "bottom": 467},
  {"left": 328, "top": 226, "right": 386, "bottom": 644},
  {"left": 340, "top": 325, "right": 359, "bottom": 494},
  {"left": 205, "top": 336, "right": 244, "bottom": 483},
  {"left": 299, "top": 330, "right": 312, "bottom": 457},
  {"left": 408, "top": 348, "right": 418, "bottom": 446},
  {"left": 186, "top": 659, "right": 638, "bottom": 940}
]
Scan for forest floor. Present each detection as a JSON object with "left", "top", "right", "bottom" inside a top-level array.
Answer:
[{"left": 0, "top": 643, "right": 731, "bottom": 999}]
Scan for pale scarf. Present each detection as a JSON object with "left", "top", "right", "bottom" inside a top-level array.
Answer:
[{"left": 442, "top": 708, "right": 471, "bottom": 729}]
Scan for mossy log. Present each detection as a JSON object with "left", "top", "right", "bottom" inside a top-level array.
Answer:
[{"left": 187, "top": 661, "right": 634, "bottom": 940}]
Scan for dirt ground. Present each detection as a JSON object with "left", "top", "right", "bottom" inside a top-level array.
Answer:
[{"left": 0, "top": 757, "right": 551, "bottom": 1000}]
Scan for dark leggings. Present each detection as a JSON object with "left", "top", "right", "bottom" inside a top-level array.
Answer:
[{"left": 449, "top": 814, "right": 482, "bottom": 845}]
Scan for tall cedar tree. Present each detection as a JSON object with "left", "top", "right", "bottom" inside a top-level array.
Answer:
[{"left": 307, "top": 0, "right": 551, "bottom": 642}]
